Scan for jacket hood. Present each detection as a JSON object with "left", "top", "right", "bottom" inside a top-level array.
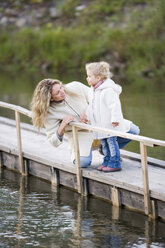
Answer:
[{"left": 95, "top": 78, "right": 122, "bottom": 95}]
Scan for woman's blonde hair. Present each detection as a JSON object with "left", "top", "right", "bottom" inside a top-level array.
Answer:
[
  {"left": 31, "top": 78, "right": 62, "bottom": 130},
  {"left": 86, "top": 61, "right": 113, "bottom": 79}
]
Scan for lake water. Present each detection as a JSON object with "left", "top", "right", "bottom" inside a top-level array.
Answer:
[
  {"left": 0, "top": 71, "right": 164, "bottom": 160},
  {"left": 0, "top": 168, "right": 165, "bottom": 248}
]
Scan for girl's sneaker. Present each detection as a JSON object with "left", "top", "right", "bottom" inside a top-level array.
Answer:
[
  {"left": 102, "top": 167, "right": 121, "bottom": 172},
  {"left": 97, "top": 165, "right": 106, "bottom": 171}
]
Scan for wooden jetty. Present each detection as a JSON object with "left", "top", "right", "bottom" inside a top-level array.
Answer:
[{"left": 0, "top": 101, "right": 165, "bottom": 221}]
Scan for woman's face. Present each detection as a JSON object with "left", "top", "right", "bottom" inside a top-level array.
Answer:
[{"left": 51, "top": 83, "right": 66, "bottom": 101}]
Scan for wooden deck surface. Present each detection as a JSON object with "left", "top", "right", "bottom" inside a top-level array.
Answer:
[{"left": 0, "top": 116, "right": 165, "bottom": 203}]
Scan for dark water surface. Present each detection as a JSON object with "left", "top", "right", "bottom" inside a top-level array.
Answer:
[
  {"left": 0, "top": 168, "right": 165, "bottom": 248},
  {"left": 0, "top": 71, "right": 164, "bottom": 160}
]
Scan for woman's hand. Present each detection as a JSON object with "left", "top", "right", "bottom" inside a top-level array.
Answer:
[
  {"left": 80, "top": 112, "right": 88, "bottom": 123},
  {"left": 112, "top": 122, "right": 119, "bottom": 127},
  {"left": 58, "top": 115, "right": 74, "bottom": 136}
]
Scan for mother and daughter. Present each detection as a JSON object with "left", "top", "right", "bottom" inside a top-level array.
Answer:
[{"left": 31, "top": 61, "right": 140, "bottom": 172}]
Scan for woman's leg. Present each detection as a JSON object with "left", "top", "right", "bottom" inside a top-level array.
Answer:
[
  {"left": 79, "top": 150, "right": 92, "bottom": 168},
  {"left": 117, "top": 123, "right": 140, "bottom": 149}
]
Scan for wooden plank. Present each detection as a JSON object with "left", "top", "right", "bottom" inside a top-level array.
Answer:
[
  {"left": 28, "top": 160, "right": 51, "bottom": 181},
  {"left": 157, "top": 200, "right": 165, "bottom": 219},
  {"left": 70, "top": 122, "right": 165, "bottom": 147},
  {"left": 111, "top": 186, "right": 121, "bottom": 207},
  {"left": 59, "top": 170, "right": 77, "bottom": 190},
  {"left": 1, "top": 99, "right": 165, "bottom": 146},
  {"left": 51, "top": 167, "right": 60, "bottom": 186},
  {"left": 140, "top": 142, "right": 151, "bottom": 215},
  {"left": 72, "top": 126, "right": 83, "bottom": 194},
  {"left": 83, "top": 178, "right": 89, "bottom": 196},
  {"left": 0, "top": 151, "right": 2, "bottom": 168},
  {"left": 24, "top": 159, "right": 29, "bottom": 176},
  {"left": 88, "top": 179, "right": 112, "bottom": 201},
  {"left": 120, "top": 189, "right": 145, "bottom": 211},
  {"left": 150, "top": 200, "right": 158, "bottom": 219},
  {"left": 2, "top": 152, "right": 20, "bottom": 171},
  {"left": 15, "top": 111, "right": 24, "bottom": 175},
  {"left": 0, "top": 101, "right": 32, "bottom": 117}
]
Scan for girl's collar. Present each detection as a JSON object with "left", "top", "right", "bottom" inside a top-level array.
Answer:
[{"left": 92, "top": 80, "right": 104, "bottom": 90}]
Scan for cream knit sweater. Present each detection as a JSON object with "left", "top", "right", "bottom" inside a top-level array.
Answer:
[{"left": 44, "top": 81, "right": 93, "bottom": 161}]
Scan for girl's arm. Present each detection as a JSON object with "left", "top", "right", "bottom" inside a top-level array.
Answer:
[{"left": 105, "top": 89, "right": 121, "bottom": 124}]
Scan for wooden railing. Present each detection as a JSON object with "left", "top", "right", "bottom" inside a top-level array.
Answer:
[
  {"left": 0, "top": 101, "right": 165, "bottom": 216},
  {"left": 0, "top": 101, "right": 31, "bottom": 175}
]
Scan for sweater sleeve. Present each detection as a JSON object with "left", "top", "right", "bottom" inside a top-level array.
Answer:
[
  {"left": 44, "top": 115, "right": 63, "bottom": 147},
  {"left": 80, "top": 83, "right": 90, "bottom": 103}
]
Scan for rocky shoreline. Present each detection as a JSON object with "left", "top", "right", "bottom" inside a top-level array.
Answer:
[{"left": 0, "top": 0, "right": 87, "bottom": 29}]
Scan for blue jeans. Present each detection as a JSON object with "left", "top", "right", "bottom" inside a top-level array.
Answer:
[
  {"left": 74, "top": 123, "right": 140, "bottom": 168},
  {"left": 117, "top": 123, "right": 140, "bottom": 148},
  {"left": 73, "top": 150, "right": 92, "bottom": 168},
  {"left": 101, "top": 123, "right": 140, "bottom": 168},
  {"left": 101, "top": 136, "right": 121, "bottom": 168}
]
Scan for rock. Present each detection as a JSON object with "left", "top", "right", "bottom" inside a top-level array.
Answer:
[
  {"left": 5, "top": 8, "right": 18, "bottom": 17},
  {"left": 41, "top": 62, "right": 52, "bottom": 74},
  {"left": 49, "top": 7, "right": 59, "bottom": 18},
  {"left": 76, "top": 5, "right": 86, "bottom": 11},
  {"left": 142, "top": 68, "right": 154, "bottom": 78},
  {"left": 34, "top": 8, "right": 46, "bottom": 19},
  {"left": 15, "top": 18, "right": 27, "bottom": 28},
  {"left": 0, "top": 16, "right": 8, "bottom": 27}
]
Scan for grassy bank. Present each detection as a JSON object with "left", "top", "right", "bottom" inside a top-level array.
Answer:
[{"left": 0, "top": 0, "right": 165, "bottom": 89}]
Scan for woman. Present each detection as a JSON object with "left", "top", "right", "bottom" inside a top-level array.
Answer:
[{"left": 31, "top": 78, "right": 93, "bottom": 167}]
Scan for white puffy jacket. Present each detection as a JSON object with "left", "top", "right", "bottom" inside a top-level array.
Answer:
[{"left": 86, "top": 78, "right": 131, "bottom": 139}]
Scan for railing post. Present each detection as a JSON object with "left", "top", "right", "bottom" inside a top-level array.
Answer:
[
  {"left": 72, "top": 126, "right": 83, "bottom": 194},
  {"left": 15, "top": 110, "right": 24, "bottom": 175},
  {"left": 140, "top": 141, "right": 151, "bottom": 215}
]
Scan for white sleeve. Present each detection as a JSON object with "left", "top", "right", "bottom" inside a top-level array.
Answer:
[
  {"left": 105, "top": 90, "right": 121, "bottom": 123},
  {"left": 45, "top": 116, "right": 63, "bottom": 147}
]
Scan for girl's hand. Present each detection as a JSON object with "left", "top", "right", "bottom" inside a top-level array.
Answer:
[
  {"left": 58, "top": 115, "right": 74, "bottom": 136},
  {"left": 80, "top": 112, "right": 88, "bottom": 123},
  {"left": 112, "top": 122, "right": 119, "bottom": 127}
]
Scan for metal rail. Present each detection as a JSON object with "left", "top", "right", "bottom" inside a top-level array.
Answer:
[{"left": 0, "top": 101, "right": 165, "bottom": 216}]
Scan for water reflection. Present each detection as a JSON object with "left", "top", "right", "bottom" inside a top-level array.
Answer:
[{"left": 0, "top": 168, "right": 165, "bottom": 248}]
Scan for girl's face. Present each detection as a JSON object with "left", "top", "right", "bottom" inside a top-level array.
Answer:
[
  {"left": 86, "top": 70, "right": 101, "bottom": 86},
  {"left": 51, "top": 83, "right": 66, "bottom": 101}
]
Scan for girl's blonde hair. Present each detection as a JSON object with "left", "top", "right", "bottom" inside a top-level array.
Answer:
[
  {"left": 31, "top": 78, "right": 62, "bottom": 130},
  {"left": 86, "top": 61, "right": 113, "bottom": 80}
]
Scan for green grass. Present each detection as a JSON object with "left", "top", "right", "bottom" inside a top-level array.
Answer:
[{"left": 0, "top": 0, "right": 165, "bottom": 89}]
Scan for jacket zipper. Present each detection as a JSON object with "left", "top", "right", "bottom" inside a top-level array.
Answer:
[{"left": 64, "top": 100, "right": 80, "bottom": 117}]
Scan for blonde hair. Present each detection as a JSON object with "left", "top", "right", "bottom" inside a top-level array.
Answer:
[
  {"left": 86, "top": 61, "right": 113, "bottom": 80},
  {"left": 31, "top": 78, "right": 62, "bottom": 130}
]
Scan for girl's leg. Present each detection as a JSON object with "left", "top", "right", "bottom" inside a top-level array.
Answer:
[
  {"left": 101, "top": 139, "right": 110, "bottom": 166},
  {"left": 117, "top": 123, "right": 140, "bottom": 149},
  {"left": 107, "top": 136, "right": 121, "bottom": 168}
]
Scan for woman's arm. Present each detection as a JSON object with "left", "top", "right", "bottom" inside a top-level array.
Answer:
[
  {"left": 45, "top": 115, "right": 74, "bottom": 147},
  {"left": 57, "top": 115, "right": 74, "bottom": 136}
]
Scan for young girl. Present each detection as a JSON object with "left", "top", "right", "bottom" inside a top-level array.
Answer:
[{"left": 84, "top": 61, "right": 139, "bottom": 172}]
